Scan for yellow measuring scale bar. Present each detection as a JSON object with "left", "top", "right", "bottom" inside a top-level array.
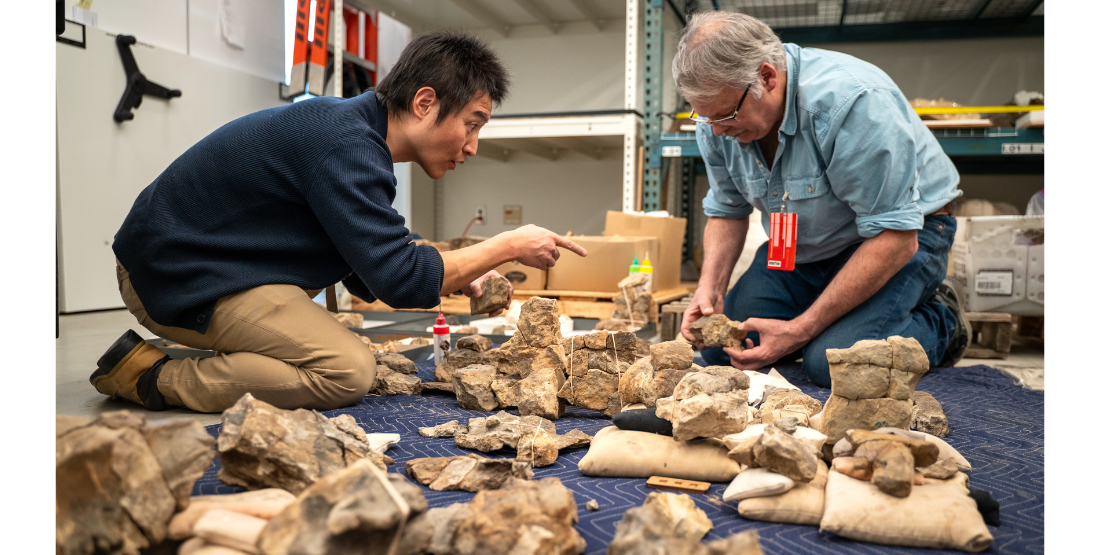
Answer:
[{"left": 674, "top": 105, "right": 1044, "bottom": 118}]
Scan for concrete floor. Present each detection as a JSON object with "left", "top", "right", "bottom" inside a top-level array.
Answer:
[{"left": 56, "top": 309, "right": 1045, "bottom": 426}]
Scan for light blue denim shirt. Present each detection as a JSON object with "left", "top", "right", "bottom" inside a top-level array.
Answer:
[{"left": 699, "top": 43, "right": 961, "bottom": 263}]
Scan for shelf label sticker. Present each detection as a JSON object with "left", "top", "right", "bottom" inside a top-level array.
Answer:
[
  {"left": 662, "top": 145, "right": 682, "bottom": 157},
  {"left": 974, "top": 270, "right": 1014, "bottom": 296},
  {"left": 1001, "top": 143, "right": 1044, "bottom": 154}
]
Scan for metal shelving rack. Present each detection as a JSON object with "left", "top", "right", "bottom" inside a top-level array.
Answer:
[{"left": 640, "top": 0, "right": 1044, "bottom": 260}]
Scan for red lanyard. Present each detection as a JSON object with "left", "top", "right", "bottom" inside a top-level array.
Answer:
[{"left": 766, "top": 191, "right": 797, "bottom": 271}]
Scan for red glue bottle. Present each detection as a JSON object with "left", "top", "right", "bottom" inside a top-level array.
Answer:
[{"left": 433, "top": 311, "right": 451, "bottom": 362}]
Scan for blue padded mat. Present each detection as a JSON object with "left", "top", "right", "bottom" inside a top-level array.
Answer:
[{"left": 192, "top": 360, "right": 1043, "bottom": 554}]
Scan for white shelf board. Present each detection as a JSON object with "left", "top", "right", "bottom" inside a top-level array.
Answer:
[{"left": 480, "top": 113, "right": 640, "bottom": 139}]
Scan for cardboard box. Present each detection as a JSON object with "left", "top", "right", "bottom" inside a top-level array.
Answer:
[
  {"left": 495, "top": 260, "right": 546, "bottom": 290},
  {"left": 949, "top": 215, "right": 1043, "bottom": 316},
  {"left": 604, "top": 211, "right": 687, "bottom": 291},
  {"left": 546, "top": 236, "right": 660, "bottom": 292}
]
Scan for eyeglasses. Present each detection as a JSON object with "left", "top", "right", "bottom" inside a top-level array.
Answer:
[{"left": 688, "top": 84, "right": 752, "bottom": 125}]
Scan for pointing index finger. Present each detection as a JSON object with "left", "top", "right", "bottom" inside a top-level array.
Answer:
[{"left": 555, "top": 235, "right": 587, "bottom": 257}]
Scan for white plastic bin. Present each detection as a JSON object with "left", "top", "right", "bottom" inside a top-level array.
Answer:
[{"left": 950, "top": 215, "right": 1044, "bottom": 316}]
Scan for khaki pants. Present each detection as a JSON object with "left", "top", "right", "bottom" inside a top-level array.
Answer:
[{"left": 117, "top": 263, "right": 376, "bottom": 413}]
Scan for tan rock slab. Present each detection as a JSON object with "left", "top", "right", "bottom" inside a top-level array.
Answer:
[
  {"left": 515, "top": 297, "right": 562, "bottom": 348},
  {"left": 826, "top": 339, "right": 893, "bottom": 367},
  {"left": 192, "top": 509, "right": 265, "bottom": 554},
  {"left": 418, "top": 420, "right": 469, "bottom": 438},
  {"left": 855, "top": 439, "right": 916, "bottom": 498},
  {"left": 168, "top": 489, "right": 296, "bottom": 540},
  {"left": 687, "top": 314, "right": 748, "bottom": 350},
  {"left": 436, "top": 349, "right": 485, "bottom": 383}
]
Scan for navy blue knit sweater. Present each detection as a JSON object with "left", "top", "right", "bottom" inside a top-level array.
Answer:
[{"left": 113, "top": 92, "right": 444, "bottom": 333}]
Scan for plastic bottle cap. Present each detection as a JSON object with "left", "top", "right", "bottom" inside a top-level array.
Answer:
[{"left": 433, "top": 311, "right": 449, "bottom": 334}]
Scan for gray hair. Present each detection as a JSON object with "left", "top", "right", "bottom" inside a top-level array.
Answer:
[{"left": 672, "top": 11, "right": 787, "bottom": 104}]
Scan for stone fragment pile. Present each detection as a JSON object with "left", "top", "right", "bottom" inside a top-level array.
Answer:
[
  {"left": 611, "top": 273, "right": 653, "bottom": 324},
  {"left": 831, "top": 429, "right": 943, "bottom": 498},
  {"left": 442, "top": 297, "right": 650, "bottom": 420},
  {"left": 56, "top": 412, "right": 215, "bottom": 555},
  {"left": 654, "top": 366, "right": 753, "bottom": 441},
  {"left": 687, "top": 314, "right": 748, "bottom": 350},
  {"left": 216, "top": 393, "right": 393, "bottom": 495},
  {"left": 820, "top": 336, "right": 930, "bottom": 444},
  {"left": 557, "top": 329, "right": 639, "bottom": 416},
  {"left": 607, "top": 492, "right": 764, "bottom": 555}
]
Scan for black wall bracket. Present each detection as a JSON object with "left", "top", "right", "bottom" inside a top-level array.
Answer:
[{"left": 113, "top": 35, "right": 181, "bottom": 123}]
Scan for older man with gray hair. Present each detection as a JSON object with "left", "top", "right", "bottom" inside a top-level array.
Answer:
[{"left": 675, "top": 12, "right": 968, "bottom": 386}]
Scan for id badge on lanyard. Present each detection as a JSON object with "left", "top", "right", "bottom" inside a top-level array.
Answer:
[{"left": 766, "top": 192, "right": 797, "bottom": 271}]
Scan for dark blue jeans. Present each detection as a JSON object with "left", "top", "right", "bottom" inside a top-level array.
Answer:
[{"left": 702, "top": 214, "right": 959, "bottom": 387}]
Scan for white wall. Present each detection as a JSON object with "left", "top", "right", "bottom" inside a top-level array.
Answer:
[
  {"left": 479, "top": 20, "right": 628, "bottom": 115},
  {"left": 438, "top": 152, "right": 623, "bottom": 240},
  {"left": 56, "top": 27, "right": 286, "bottom": 313},
  {"left": 64, "top": 0, "right": 284, "bottom": 82},
  {"left": 813, "top": 36, "right": 1044, "bottom": 106}
]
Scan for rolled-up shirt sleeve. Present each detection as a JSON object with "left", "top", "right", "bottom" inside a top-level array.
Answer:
[
  {"left": 821, "top": 88, "right": 924, "bottom": 237},
  {"left": 697, "top": 126, "right": 754, "bottom": 220}
]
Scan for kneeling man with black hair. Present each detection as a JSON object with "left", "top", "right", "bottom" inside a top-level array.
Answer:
[{"left": 92, "top": 32, "right": 585, "bottom": 413}]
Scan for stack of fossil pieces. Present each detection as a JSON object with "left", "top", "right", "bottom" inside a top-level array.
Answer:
[{"left": 436, "top": 296, "right": 646, "bottom": 419}]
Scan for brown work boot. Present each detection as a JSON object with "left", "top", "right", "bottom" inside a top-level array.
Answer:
[{"left": 89, "top": 330, "right": 170, "bottom": 410}]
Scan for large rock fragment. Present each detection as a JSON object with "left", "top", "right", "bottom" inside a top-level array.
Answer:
[
  {"left": 687, "top": 314, "right": 748, "bottom": 350},
  {"left": 752, "top": 425, "right": 819, "bottom": 483},
  {"left": 910, "top": 391, "right": 950, "bottom": 437},
  {"left": 826, "top": 339, "right": 893, "bottom": 368},
  {"left": 470, "top": 277, "right": 511, "bottom": 315},
  {"left": 217, "top": 393, "right": 391, "bottom": 495},
  {"left": 455, "top": 334, "right": 494, "bottom": 353},
  {"left": 606, "top": 492, "right": 763, "bottom": 555},
  {"left": 759, "top": 389, "right": 822, "bottom": 416},
  {"left": 419, "top": 420, "right": 469, "bottom": 438},
  {"left": 490, "top": 374, "right": 522, "bottom": 408},
  {"left": 374, "top": 351, "right": 418, "bottom": 375},
  {"left": 656, "top": 389, "right": 750, "bottom": 441},
  {"left": 889, "top": 335, "right": 930, "bottom": 375},
  {"left": 517, "top": 367, "right": 567, "bottom": 420},
  {"left": 619, "top": 356, "right": 657, "bottom": 407},
  {"left": 558, "top": 368, "right": 620, "bottom": 416},
  {"left": 655, "top": 369, "right": 751, "bottom": 441},
  {"left": 258, "top": 460, "right": 427, "bottom": 555},
  {"left": 453, "top": 364, "right": 501, "bottom": 411},
  {"left": 820, "top": 395, "right": 913, "bottom": 444},
  {"left": 514, "top": 297, "right": 562, "bottom": 348},
  {"left": 651, "top": 341, "right": 694, "bottom": 370},
  {"left": 517, "top": 431, "right": 559, "bottom": 468},
  {"left": 192, "top": 508, "right": 267, "bottom": 553},
  {"left": 435, "top": 349, "right": 484, "bottom": 383},
  {"left": 406, "top": 454, "right": 533, "bottom": 491},
  {"left": 56, "top": 412, "right": 215, "bottom": 555},
  {"left": 450, "top": 477, "right": 586, "bottom": 555},
  {"left": 370, "top": 364, "right": 423, "bottom": 396},
  {"left": 829, "top": 363, "right": 890, "bottom": 400}
]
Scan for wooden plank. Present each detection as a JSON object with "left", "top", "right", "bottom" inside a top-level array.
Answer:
[
  {"left": 557, "top": 300, "right": 616, "bottom": 320},
  {"left": 962, "top": 346, "right": 1008, "bottom": 359},
  {"left": 659, "top": 313, "right": 679, "bottom": 341},
  {"left": 653, "top": 287, "right": 693, "bottom": 304},
  {"left": 964, "top": 312, "right": 1013, "bottom": 323},
  {"left": 514, "top": 289, "right": 616, "bottom": 299},
  {"left": 646, "top": 476, "right": 710, "bottom": 494}
]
